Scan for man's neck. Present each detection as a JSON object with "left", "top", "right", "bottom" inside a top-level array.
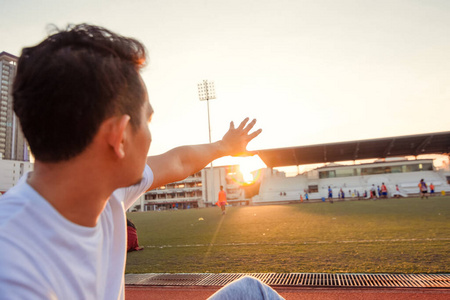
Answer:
[{"left": 28, "top": 159, "right": 115, "bottom": 227}]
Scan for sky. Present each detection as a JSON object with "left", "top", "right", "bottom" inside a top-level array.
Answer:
[{"left": 2, "top": 0, "right": 450, "bottom": 173}]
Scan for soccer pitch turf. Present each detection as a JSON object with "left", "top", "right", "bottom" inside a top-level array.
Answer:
[{"left": 125, "top": 197, "right": 450, "bottom": 274}]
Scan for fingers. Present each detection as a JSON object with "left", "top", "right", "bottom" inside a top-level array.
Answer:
[
  {"left": 247, "top": 128, "right": 262, "bottom": 141},
  {"left": 228, "top": 117, "right": 261, "bottom": 139},
  {"left": 243, "top": 118, "right": 257, "bottom": 134},
  {"left": 235, "top": 118, "right": 260, "bottom": 138},
  {"left": 236, "top": 117, "right": 250, "bottom": 130},
  {"left": 223, "top": 118, "right": 261, "bottom": 157}
]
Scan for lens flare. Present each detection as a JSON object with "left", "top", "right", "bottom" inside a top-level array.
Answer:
[{"left": 229, "top": 156, "right": 265, "bottom": 186}]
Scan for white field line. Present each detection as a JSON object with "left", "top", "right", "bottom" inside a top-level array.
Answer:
[{"left": 145, "top": 237, "right": 450, "bottom": 249}]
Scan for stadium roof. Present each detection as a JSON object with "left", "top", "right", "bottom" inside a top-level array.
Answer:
[{"left": 255, "top": 131, "right": 450, "bottom": 168}]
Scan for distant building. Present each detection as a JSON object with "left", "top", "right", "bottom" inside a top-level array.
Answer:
[
  {"left": 0, "top": 158, "right": 33, "bottom": 194},
  {"left": 0, "top": 51, "right": 30, "bottom": 161},
  {"left": 129, "top": 165, "right": 247, "bottom": 211},
  {"left": 254, "top": 158, "right": 450, "bottom": 203}
]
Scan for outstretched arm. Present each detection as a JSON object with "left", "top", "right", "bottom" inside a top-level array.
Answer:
[{"left": 146, "top": 118, "right": 262, "bottom": 190}]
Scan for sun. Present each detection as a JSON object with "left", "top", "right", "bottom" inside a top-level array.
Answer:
[{"left": 237, "top": 155, "right": 266, "bottom": 185}]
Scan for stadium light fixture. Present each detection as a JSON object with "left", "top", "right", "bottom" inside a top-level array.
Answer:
[{"left": 198, "top": 80, "right": 217, "bottom": 205}]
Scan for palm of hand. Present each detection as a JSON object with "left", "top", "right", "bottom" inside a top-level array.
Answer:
[{"left": 221, "top": 118, "right": 262, "bottom": 157}]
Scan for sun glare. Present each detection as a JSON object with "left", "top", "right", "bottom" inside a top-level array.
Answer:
[
  {"left": 241, "top": 169, "right": 254, "bottom": 183},
  {"left": 237, "top": 155, "right": 266, "bottom": 185}
]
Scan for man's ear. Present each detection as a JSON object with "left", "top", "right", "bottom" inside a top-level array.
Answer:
[{"left": 108, "top": 115, "right": 131, "bottom": 159}]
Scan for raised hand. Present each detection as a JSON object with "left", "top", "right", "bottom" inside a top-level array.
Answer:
[{"left": 220, "top": 118, "right": 262, "bottom": 157}]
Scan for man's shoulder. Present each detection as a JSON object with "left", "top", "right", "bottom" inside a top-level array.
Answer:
[
  {"left": 0, "top": 199, "right": 49, "bottom": 286},
  {"left": 113, "top": 164, "right": 153, "bottom": 208}
]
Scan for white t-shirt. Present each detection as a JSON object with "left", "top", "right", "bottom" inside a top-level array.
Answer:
[{"left": 0, "top": 165, "right": 153, "bottom": 300}]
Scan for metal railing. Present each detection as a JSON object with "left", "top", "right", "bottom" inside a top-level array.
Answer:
[{"left": 125, "top": 273, "right": 450, "bottom": 288}]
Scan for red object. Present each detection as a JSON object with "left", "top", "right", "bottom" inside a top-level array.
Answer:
[{"left": 127, "top": 225, "right": 141, "bottom": 252}]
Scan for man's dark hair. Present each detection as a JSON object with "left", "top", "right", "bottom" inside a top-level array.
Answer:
[{"left": 13, "top": 24, "right": 147, "bottom": 162}]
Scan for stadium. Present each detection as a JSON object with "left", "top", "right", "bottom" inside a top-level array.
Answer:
[
  {"left": 130, "top": 131, "right": 450, "bottom": 211},
  {"left": 254, "top": 131, "right": 450, "bottom": 203},
  {"left": 124, "top": 131, "right": 450, "bottom": 298}
]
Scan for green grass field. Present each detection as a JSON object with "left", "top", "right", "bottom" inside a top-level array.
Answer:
[{"left": 125, "top": 197, "right": 450, "bottom": 274}]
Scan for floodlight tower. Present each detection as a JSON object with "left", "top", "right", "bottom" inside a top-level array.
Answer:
[
  {"left": 198, "top": 80, "right": 216, "bottom": 206},
  {"left": 197, "top": 80, "right": 216, "bottom": 143}
]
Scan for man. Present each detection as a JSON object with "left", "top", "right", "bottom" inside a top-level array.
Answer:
[
  {"left": 217, "top": 185, "right": 228, "bottom": 214},
  {"left": 328, "top": 186, "right": 333, "bottom": 203},
  {"left": 0, "top": 24, "right": 282, "bottom": 299},
  {"left": 380, "top": 182, "right": 388, "bottom": 198},
  {"left": 418, "top": 179, "right": 428, "bottom": 199},
  {"left": 370, "top": 184, "right": 377, "bottom": 199}
]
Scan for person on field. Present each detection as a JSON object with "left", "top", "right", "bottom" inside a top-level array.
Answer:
[
  {"left": 370, "top": 184, "right": 377, "bottom": 199},
  {"left": 0, "top": 24, "right": 283, "bottom": 300},
  {"left": 328, "top": 186, "right": 334, "bottom": 203},
  {"left": 418, "top": 179, "right": 428, "bottom": 199},
  {"left": 429, "top": 183, "right": 435, "bottom": 195},
  {"left": 394, "top": 184, "right": 400, "bottom": 198},
  {"left": 380, "top": 183, "right": 388, "bottom": 198},
  {"left": 218, "top": 185, "right": 228, "bottom": 215}
]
